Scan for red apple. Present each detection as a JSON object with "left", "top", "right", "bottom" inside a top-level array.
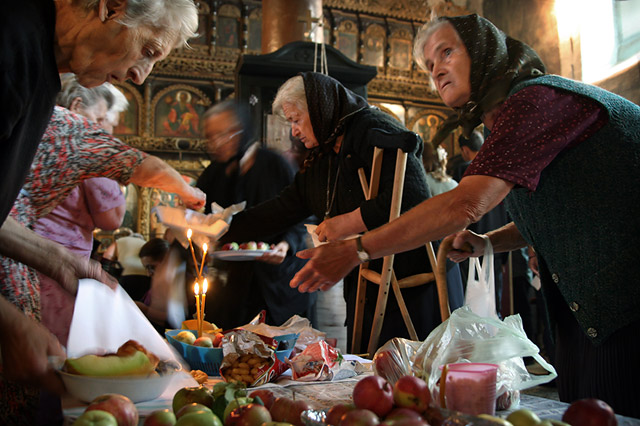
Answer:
[
  {"left": 326, "top": 403, "right": 356, "bottom": 426},
  {"left": 384, "top": 408, "right": 424, "bottom": 422},
  {"left": 173, "top": 386, "right": 215, "bottom": 414},
  {"left": 249, "top": 389, "right": 276, "bottom": 410},
  {"left": 211, "top": 333, "right": 225, "bottom": 348},
  {"left": 194, "top": 337, "right": 214, "bottom": 348},
  {"left": 222, "top": 243, "right": 240, "bottom": 251},
  {"left": 226, "top": 403, "right": 272, "bottom": 426},
  {"left": 239, "top": 241, "right": 257, "bottom": 250},
  {"left": 175, "top": 410, "right": 222, "bottom": 426},
  {"left": 562, "top": 398, "right": 617, "bottom": 426},
  {"left": 144, "top": 409, "right": 177, "bottom": 426},
  {"left": 86, "top": 394, "right": 138, "bottom": 426},
  {"left": 257, "top": 242, "right": 271, "bottom": 251},
  {"left": 373, "top": 350, "right": 408, "bottom": 386},
  {"left": 392, "top": 376, "right": 430, "bottom": 413},
  {"left": 269, "top": 397, "right": 310, "bottom": 426},
  {"left": 380, "top": 419, "right": 429, "bottom": 426},
  {"left": 339, "top": 409, "right": 379, "bottom": 426},
  {"left": 74, "top": 410, "right": 118, "bottom": 426},
  {"left": 352, "top": 376, "right": 394, "bottom": 418}
]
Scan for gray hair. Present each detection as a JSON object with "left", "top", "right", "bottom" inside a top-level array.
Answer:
[
  {"left": 413, "top": 18, "right": 451, "bottom": 72},
  {"left": 56, "top": 73, "right": 114, "bottom": 110},
  {"left": 272, "top": 75, "right": 308, "bottom": 118},
  {"left": 75, "top": 0, "right": 198, "bottom": 48}
]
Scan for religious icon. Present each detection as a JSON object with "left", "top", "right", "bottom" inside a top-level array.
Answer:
[
  {"left": 155, "top": 89, "right": 205, "bottom": 138},
  {"left": 113, "top": 87, "right": 138, "bottom": 136}
]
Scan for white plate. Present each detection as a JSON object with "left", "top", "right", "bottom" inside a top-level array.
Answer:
[
  {"left": 211, "top": 249, "right": 275, "bottom": 261},
  {"left": 58, "top": 362, "right": 181, "bottom": 403}
]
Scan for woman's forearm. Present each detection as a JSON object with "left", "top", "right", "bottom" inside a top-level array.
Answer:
[
  {"left": 129, "top": 156, "right": 191, "bottom": 196},
  {"left": 486, "top": 222, "right": 528, "bottom": 253}
]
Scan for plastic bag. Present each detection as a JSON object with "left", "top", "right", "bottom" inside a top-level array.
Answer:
[
  {"left": 372, "top": 337, "right": 424, "bottom": 385},
  {"left": 413, "top": 306, "right": 556, "bottom": 409},
  {"left": 464, "top": 235, "right": 499, "bottom": 320},
  {"left": 241, "top": 315, "right": 326, "bottom": 351}
]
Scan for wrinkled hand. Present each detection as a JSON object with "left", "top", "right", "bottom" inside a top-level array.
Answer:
[
  {"left": 446, "top": 230, "right": 485, "bottom": 263},
  {"left": 182, "top": 187, "right": 207, "bottom": 211},
  {"left": 258, "top": 241, "right": 288, "bottom": 265},
  {"left": 528, "top": 251, "right": 540, "bottom": 276},
  {"left": 290, "top": 240, "right": 360, "bottom": 293},
  {"left": 315, "top": 216, "right": 352, "bottom": 242},
  {"left": 53, "top": 255, "right": 118, "bottom": 295},
  {"left": 0, "top": 301, "right": 66, "bottom": 395}
]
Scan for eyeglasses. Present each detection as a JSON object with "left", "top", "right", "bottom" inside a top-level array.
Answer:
[{"left": 207, "top": 128, "right": 244, "bottom": 146}]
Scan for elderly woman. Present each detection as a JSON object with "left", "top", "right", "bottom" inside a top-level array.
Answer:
[
  {"left": 220, "top": 72, "right": 463, "bottom": 352},
  {"left": 292, "top": 15, "right": 640, "bottom": 417},
  {"left": 1, "top": 79, "right": 205, "bottom": 422},
  {"left": 0, "top": 0, "right": 197, "bottom": 418}
]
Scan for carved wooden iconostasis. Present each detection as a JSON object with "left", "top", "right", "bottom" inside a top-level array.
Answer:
[{"left": 103, "top": 0, "right": 468, "bottom": 243}]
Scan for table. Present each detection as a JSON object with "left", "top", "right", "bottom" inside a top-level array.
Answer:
[{"left": 63, "top": 369, "right": 640, "bottom": 425}]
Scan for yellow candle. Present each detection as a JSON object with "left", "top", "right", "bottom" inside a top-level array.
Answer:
[
  {"left": 201, "top": 278, "right": 208, "bottom": 328},
  {"left": 194, "top": 281, "right": 201, "bottom": 338},
  {"left": 187, "top": 229, "right": 200, "bottom": 280},
  {"left": 199, "top": 243, "right": 208, "bottom": 278}
]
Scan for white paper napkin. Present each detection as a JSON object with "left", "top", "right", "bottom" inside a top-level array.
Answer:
[{"left": 67, "top": 279, "right": 177, "bottom": 361}]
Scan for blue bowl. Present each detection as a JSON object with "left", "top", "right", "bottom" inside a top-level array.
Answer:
[{"left": 165, "top": 329, "right": 298, "bottom": 376}]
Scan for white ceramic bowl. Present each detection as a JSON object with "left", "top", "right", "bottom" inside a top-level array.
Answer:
[{"left": 58, "top": 361, "right": 181, "bottom": 403}]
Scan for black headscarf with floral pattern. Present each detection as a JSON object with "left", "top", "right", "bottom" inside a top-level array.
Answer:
[
  {"left": 430, "top": 14, "right": 546, "bottom": 147},
  {"left": 301, "top": 72, "right": 370, "bottom": 154}
]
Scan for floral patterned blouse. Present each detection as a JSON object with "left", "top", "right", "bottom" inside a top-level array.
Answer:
[{"left": 0, "top": 106, "right": 147, "bottom": 320}]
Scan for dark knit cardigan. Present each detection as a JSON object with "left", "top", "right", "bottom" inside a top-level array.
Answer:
[{"left": 504, "top": 75, "right": 640, "bottom": 345}]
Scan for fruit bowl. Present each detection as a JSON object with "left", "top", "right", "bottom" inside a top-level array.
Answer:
[
  {"left": 58, "top": 360, "right": 181, "bottom": 403},
  {"left": 165, "top": 329, "right": 298, "bottom": 376}
]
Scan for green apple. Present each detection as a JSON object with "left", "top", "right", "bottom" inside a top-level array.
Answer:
[
  {"left": 506, "top": 408, "right": 541, "bottom": 426},
  {"left": 194, "top": 337, "right": 213, "bottom": 348},
  {"left": 65, "top": 351, "right": 154, "bottom": 376},
  {"left": 175, "top": 410, "right": 222, "bottom": 426},
  {"left": 73, "top": 410, "right": 118, "bottom": 426},
  {"left": 223, "top": 397, "right": 253, "bottom": 422},
  {"left": 173, "top": 386, "right": 215, "bottom": 414},
  {"left": 177, "top": 403, "right": 213, "bottom": 419},
  {"left": 144, "top": 409, "right": 177, "bottom": 426}
]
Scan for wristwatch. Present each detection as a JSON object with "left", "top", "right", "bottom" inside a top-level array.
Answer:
[{"left": 355, "top": 236, "right": 371, "bottom": 263}]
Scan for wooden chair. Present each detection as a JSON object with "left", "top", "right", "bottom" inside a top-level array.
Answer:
[{"left": 351, "top": 146, "right": 451, "bottom": 355}]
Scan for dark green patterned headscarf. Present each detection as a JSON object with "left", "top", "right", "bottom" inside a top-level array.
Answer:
[{"left": 430, "top": 14, "right": 546, "bottom": 147}]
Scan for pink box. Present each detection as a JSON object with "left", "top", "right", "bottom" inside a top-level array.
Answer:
[{"left": 443, "top": 362, "right": 498, "bottom": 416}]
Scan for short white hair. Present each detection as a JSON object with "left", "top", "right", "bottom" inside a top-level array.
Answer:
[
  {"left": 272, "top": 75, "right": 308, "bottom": 118},
  {"left": 105, "top": 84, "right": 129, "bottom": 124},
  {"left": 76, "top": 0, "right": 198, "bottom": 48},
  {"left": 412, "top": 18, "right": 451, "bottom": 72}
]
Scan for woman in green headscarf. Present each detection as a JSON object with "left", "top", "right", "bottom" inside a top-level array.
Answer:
[{"left": 291, "top": 14, "right": 640, "bottom": 417}]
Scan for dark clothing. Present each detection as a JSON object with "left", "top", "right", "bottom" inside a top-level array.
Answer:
[
  {"left": 0, "top": 1, "right": 60, "bottom": 423},
  {"left": 224, "top": 79, "right": 463, "bottom": 351},
  {"left": 198, "top": 147, "right": 315, "bottom": 328},
  {"left": 1, "top": 0, "right": 60, "bottom": 224},
  {"left": 498, "top": 75, "right": 640, "bottom": 417}
]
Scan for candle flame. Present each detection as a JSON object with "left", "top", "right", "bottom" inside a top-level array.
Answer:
[
  {"left": 203, "top": 243, "right": 208, "bottom": 253},
  {"left": 202, "top": 278, "right": 208, "bottom": 294},
  {"left": 187, "top": 229, "right": 192, "bottom": 240},
  {"left": 194, "top": 282, "right": 199, "bottom": 295}
]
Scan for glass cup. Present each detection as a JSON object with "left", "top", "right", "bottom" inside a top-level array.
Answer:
[{"left": 442, "top": 362, "right": 499, "bottom": 416}]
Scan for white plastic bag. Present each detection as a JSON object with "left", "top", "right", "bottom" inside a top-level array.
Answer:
[
  {"left": 412, "top": 306, "right": 557, "bottom": 409},
  {"left": 464, "top": 234, "right": 499, "bottom": 320}
]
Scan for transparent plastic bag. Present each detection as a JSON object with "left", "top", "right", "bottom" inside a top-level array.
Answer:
[
  {"left": 372, "top": 337, "right": 423, "bottom": 385},
  {"left": 413, "top": 306, "right": 557, "bottom": 410}
]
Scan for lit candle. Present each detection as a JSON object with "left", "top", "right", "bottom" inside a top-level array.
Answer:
[
  {"left": 201, "top": 278, "right": 208, "bottom": 330},
  {"left": 199, "top": 243, "right": 208, "bottom": 278},
  {"left": 187, "top": 228, "right": 200, "bottom": 279},
  {"left": 194, "top": 281, "right": 201, "bottom": 338}
]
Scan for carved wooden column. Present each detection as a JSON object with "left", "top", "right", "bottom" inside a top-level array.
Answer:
[{"left": 261, "top": 0, "right": 323, "bottom": 53}]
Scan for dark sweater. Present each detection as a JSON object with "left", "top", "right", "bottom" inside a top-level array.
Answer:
[{"left": 505, "top": 74, "right": 640, "bottom": 345}]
